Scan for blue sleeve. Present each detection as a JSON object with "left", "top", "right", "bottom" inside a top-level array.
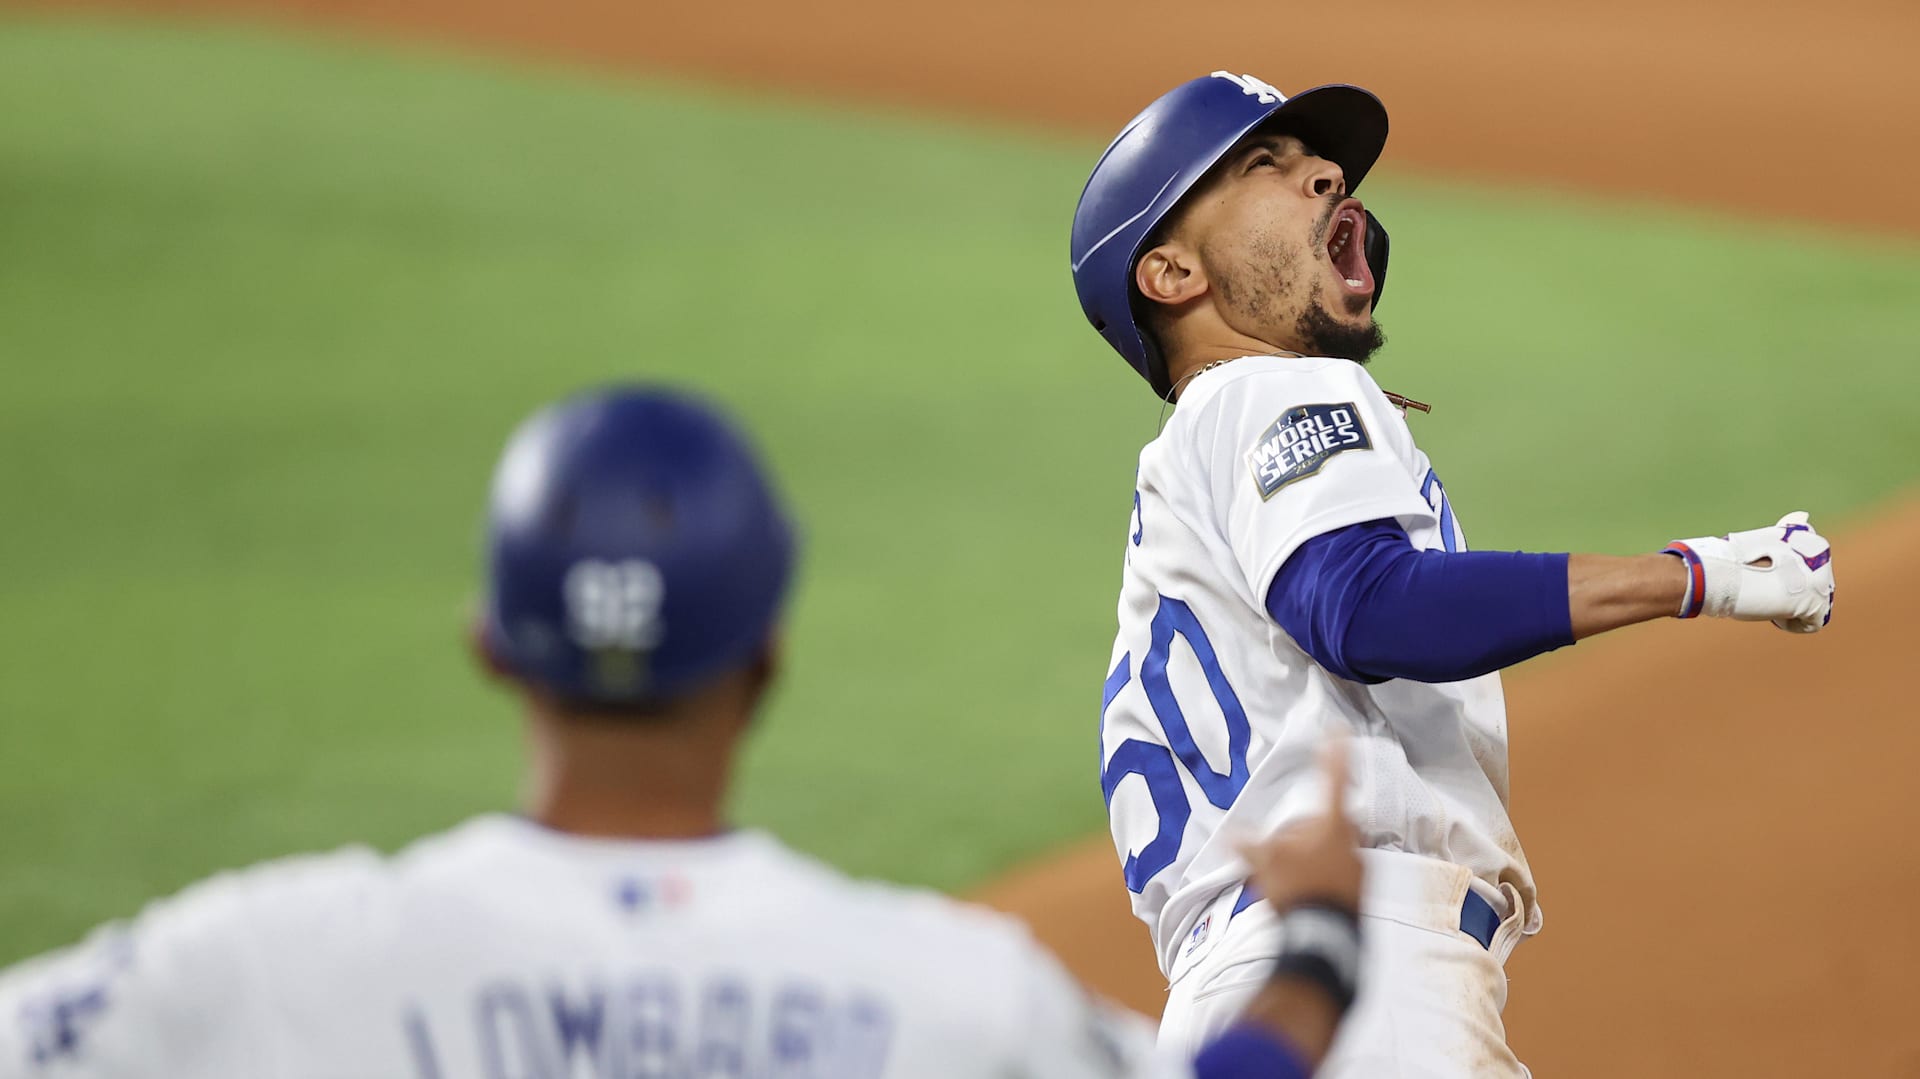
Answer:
[
  {"left": 1193, "top": 1025, "right": 1314, "bottom": 1079},
  {"left": 1265, "top": 519, "right": 1574, "bottom": 684}
]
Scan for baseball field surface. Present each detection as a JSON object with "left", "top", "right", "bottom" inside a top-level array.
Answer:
[{"left": 3, "top": 2, "right": 1916, "bottom": 1074}]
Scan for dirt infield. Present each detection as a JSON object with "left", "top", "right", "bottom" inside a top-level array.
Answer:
[{"left": 18, "top": 0, "right": 1916, "bottom": 1073}]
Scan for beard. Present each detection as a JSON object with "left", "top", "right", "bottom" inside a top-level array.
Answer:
[
  {"left": 1205, "top": 222, "right": 1386, "bottom": 365},
  {"left": 1296, "top": 282, "right": 1386, "bottom": 364}
]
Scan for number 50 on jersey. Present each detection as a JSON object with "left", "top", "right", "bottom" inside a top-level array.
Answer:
[{"left": 1100, "top": 595, "right": 1250, "bottom": 893}]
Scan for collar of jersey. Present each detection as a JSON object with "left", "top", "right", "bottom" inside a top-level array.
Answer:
[
  {"left": 489, "top": 813, "right": 772, "bottom": 859},
  {"left": 1176, "top": 353, "right": 1349, "bottom": 409}
]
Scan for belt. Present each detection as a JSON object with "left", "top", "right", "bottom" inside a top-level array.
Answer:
[{"left": 1229, "top": 883, "right": 1501, "bottom": 951}]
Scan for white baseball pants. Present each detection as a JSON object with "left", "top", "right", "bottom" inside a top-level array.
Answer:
[{"left": 1157, "top": 849, "right": 1534, "bottom": 1078}]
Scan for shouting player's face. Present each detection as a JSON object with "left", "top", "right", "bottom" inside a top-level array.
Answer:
[{"left": 1143, "top": 132, "right": 1383, "bottom": 364}]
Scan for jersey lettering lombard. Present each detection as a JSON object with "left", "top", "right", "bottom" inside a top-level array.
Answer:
[{"left": 0, "top": 818, "right": 1187, "bottom": 1078}]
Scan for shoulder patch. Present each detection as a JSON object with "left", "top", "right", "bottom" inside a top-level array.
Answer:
[{"left": 1247, "top": 402, "right": 1372, "bottom": 499}]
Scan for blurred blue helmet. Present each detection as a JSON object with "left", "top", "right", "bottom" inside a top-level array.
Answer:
[
  {"left": 1070, "top": 72, "right": 1391, "bottom": 398},
  {"left": 481, "top": 386, "right": 795, "bottom": 706}
]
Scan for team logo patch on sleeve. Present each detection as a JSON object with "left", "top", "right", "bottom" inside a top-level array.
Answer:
[{"left": 1247, "top": 402, "right": 1372, "bottom": 499}]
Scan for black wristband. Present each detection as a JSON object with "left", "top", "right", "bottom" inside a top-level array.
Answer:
[{"left": 1270, "top": 901, "right": 1362, "bottom": 1015}]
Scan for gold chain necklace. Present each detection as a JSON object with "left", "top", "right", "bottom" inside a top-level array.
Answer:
[
  {"left": 1166, "top": 352, "right": 1295, "bottom": 403},
  {"left": 1158, "top": 353, "right": 1432, "bottom": 430}
]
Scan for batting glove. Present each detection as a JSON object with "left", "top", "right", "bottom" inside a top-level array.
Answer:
[{"left": 1663, "top": 511, "right": 1835, "bottom": 632}]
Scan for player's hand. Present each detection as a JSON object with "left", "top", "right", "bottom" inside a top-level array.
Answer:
[
  {"left": 1238, "top": 740, "right": 1363, "bottom": 915},
  {"left": 1664, "top": 511, "right": 1835, "bottom": 633},
  {"left": 1229, "top": 742, "right": 1366, "bottom": 1064}
]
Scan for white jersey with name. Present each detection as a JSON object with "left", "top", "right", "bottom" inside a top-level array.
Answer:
[
  {"left": 1100, "top": 355, "right": 1542, "bottom": 976},
  {"left": 0, "top": 816, "right": 1184, "bottom": 1078}
]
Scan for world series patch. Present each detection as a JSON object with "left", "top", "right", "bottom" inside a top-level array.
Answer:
[{"left": 1247, "top": 402, "right": 1372, "bottom": 499}]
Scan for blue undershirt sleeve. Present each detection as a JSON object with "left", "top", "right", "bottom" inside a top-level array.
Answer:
[
  {"left": 1192, "top": 1025, "right": 1315, "bottom": 1079},
  {"left": 1265, "top": 519, "right": 1574, "bottom": 684}
]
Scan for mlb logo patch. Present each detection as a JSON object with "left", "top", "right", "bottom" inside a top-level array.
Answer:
[
  {"left": 615, "top": 872, "right": 692, "bottom": 913},
  {"left": 1247, "top": 402, "right": 1372, "bottom": 499},
  {"left": 1185, "top": 915, "right": 1212, "bottom": 956}
]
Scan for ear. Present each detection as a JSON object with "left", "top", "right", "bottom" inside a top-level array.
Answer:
[
  {"left": 467, "top": 610, "right": 515, "bottom": 685},
  {"left": 1134, "top": 241, "right": 1209, "bottom": 310},
  {"left": 731, "top": 631, "right": 783, "bottom": 728},
  {"left": 749, "top": 632, "right": 782, "bottom": 705}
]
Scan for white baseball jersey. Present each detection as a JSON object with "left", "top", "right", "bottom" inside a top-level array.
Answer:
[
  {"left": 0, "top": 816, "right": 1186, "bottom": 1078},
  {"left": 1101, "top": 354, "right": 1542, "bottom": 977}
]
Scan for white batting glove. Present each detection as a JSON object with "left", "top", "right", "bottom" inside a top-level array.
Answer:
[{"left": 1663, "top": 512, "right": 1835, "bottom": 633}]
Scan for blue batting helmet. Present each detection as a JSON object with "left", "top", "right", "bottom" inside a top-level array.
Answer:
[
  {"left": 481, "top": 386, "right": 795, "bottom": 706},
  {"left": 1070, "top": 72, "right": 1392, "bottom": 398}
]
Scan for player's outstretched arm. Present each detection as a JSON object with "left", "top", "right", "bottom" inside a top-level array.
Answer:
[{"left": 1269, "top": 511, "right": 1837, "bottom": 685}]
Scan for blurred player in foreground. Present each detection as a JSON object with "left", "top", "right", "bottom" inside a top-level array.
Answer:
[{"left": 3, "top": 385, "right": 1369, "bottom": 1078}]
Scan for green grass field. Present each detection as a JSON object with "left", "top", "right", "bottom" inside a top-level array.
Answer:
[{"left": 2, "top": 15, "right": 1916, "bottom": 962}]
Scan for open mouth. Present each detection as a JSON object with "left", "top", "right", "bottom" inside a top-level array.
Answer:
[{"left": 1325, "top": 199, "right": 1375, "bottom": 299}]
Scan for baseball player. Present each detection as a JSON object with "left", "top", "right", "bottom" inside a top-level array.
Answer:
[
  {"left": 1069, "top": 72, "right": 1837, "bottom": 1076},
  {"left": 2, "top": 386, "right": 1373, "bottom": 1078}
]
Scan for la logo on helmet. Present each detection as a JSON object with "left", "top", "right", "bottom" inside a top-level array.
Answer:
[{"left": 1211, "top": 71, "right": 1286, "bottom": 105}]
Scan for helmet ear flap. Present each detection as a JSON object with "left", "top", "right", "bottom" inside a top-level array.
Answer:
[{"left": 1363, "top": 210, "right": 1390, "bottom": 309}]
